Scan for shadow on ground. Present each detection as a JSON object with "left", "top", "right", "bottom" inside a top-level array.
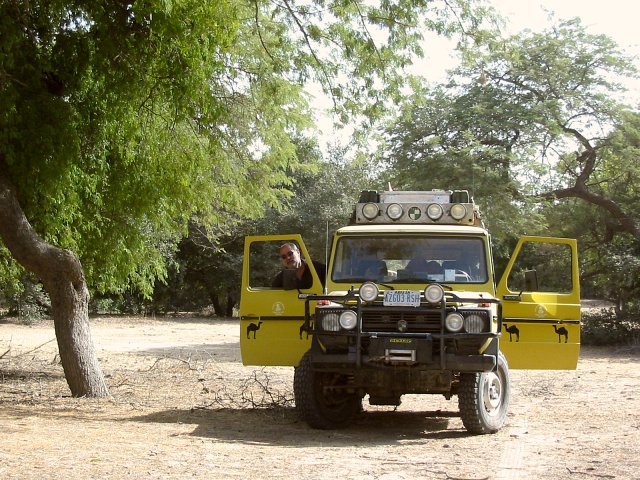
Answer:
[{"left": 128, "top": 406, "right": 468, "bottom": 446}]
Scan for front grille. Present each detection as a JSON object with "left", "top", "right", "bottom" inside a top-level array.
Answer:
[{"left": 361, "top": 306, "right": 442, "bottom": 334}]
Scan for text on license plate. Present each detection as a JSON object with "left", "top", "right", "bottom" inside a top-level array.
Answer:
[{"left": 383, "top": 290, "right": 421, "bottom": 307}]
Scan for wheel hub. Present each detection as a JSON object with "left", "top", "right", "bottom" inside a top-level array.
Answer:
[{"left": 483, "top": 372, "right": 503, "bottom": 414}]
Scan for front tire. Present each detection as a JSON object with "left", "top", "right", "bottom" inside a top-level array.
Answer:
[
  {"left": 293, "top": 352, "right": 361, "bottom": 429},
  {"left": 458, "top": 351, "right": 510, "bottom": 434}
]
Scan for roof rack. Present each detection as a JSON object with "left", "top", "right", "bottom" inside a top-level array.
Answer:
[{"left": 352, "top": 189, "right": 483, "bottom": 227}]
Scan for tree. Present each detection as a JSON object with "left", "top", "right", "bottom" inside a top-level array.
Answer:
[
  {"left": 381, "top": 82, "right": 542, "bottom": 244},
  {"left": 0, "top": 0, "right": 490, "bottom": 396},
  {"left": 163, "top": 139, "right": 379, "bottom": 315},
  {"left": 380, "top": 18, "right": 640, "bottom": 280},
  {"left": 0, "top": 0, "right": 297, "bottom": 397}
]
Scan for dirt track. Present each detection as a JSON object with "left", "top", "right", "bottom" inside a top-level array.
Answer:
[{"left": 1, "top": 316, "right": 639, "bottom": 479}]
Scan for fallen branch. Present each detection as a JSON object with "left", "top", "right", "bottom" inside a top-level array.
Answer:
[
  {"left": 145, "top": 355, "right": 196, "bottom": 371},
  {"left": 197, "top": 368, "right": 294, "bottom": 410},
  {"left": 14, "top": 339, "right": 56, "bottom": 357},
  {"left": 566, "top": 467, "right": 615, "bottom": 478}
]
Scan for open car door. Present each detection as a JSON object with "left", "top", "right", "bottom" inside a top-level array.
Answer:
[
  {"left": 239, "top": 235, "right": 324, "bottom": 366},
  {"left": 496, "top": 236, "right": 581, "bottom": 369}
]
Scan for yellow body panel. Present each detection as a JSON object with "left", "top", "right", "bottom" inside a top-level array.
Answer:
[
  {"left": 496, "top": 237, "right": 581, "bottom": 370},
  {"left": 240, "top": 318, "right": 312, "bottom": 366},
  {"left": 499, "top": 320, "right": 580, "bottom": 369},
  {"left": 240, "top": 233, "right": 582, "bottom": 371},
  {"left": 239, "top": 235, "right": 322, "bottom": 366}
]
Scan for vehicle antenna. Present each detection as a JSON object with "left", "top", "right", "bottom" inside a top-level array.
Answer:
[{"left": 324, "top": 220, "right": 329, "bottom": 294}]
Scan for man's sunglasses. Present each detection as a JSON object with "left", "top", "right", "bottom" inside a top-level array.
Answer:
[{"left": 280, "top": 251, "right": 295, "bottom": 260}]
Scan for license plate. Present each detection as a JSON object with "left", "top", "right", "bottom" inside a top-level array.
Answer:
[{"left": 383, "top": 290, "right": 420, "bottom": 307}]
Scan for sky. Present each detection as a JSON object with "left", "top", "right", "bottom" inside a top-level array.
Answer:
[
  {"left": 492, "top": 0, "right": 639, "bottom": 49},
  {"left": 420, "top": 0, "right": 640, "bottom": 83},
  {"left": 314, "top": 0, "right": 640, "bottom": 151}
]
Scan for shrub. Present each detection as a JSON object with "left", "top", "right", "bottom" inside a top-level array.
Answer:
[{"left": 581, "top": 308, "right": 640, "bottom": 346}]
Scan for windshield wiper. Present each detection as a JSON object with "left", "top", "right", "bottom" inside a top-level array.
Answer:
[
  {"left": 338, "top": 277, "right": 396, "bottom": 290},
  {"left": 388, "top": 277, "right": 453, "bottom": 290},
  {"left": 389, "top": 276, "right": 434, "bottom": 283}
]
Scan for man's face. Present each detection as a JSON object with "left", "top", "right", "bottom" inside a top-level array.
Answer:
[{"left": 280, "top": 245, "right": 302, "bottom": 269}]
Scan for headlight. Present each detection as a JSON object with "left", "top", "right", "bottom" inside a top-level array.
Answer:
[
  {"left": 424, "top": 284, "right": 444, "bottom": 304},
  {"left": 321, "top": 312, "right": 340, "bottom": 331},
  {"left": 339, "top": 310, "right": 357, "bottom": 330},
  {"left": 464, "top": 313, "right": 485, "bottom": 333},
  {"left": 387, "top": 203, "right": 403, "bottom": 220},
  {"left": 362, "top": 203, "right": 379, "bottom": 220},
  {"left": 426, "top": 203, "right": 444, "bottom": 220},
  {"left": 450, "top": 203, "right": 467, "bottom": 220},
  {"left": 359, "top": 282, "right": 379, "bottom": 302},
  {"left": 445, "top": 312, "right": 464, "bottom": 332}
]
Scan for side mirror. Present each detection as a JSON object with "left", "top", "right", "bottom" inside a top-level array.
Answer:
[{"left": 524, "top": 269, "right": 538, "bottom": 291}]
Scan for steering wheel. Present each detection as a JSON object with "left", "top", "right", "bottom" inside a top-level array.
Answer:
[{"left": 455, "top": 270, "right": 472, "bottom": 282}]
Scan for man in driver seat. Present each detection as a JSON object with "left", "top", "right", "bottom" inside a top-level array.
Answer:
[{"left": 272, "top": 242, "right": 326, "bottom": 289}]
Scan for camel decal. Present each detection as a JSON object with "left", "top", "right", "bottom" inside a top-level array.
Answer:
[
  {"left": 552, "top": 324, "right": 569, "bottom": 343},
  {"left": 246, "top": 321, "right": 263, "bottom": 339},
  {"left": 502, "top": 323, "right": 520, "bottom": 342}
]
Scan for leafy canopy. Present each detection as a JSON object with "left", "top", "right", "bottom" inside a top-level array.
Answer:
[
  {"left": 381, "top": 18, "right": 637, "bottom": 239},
  {"left": 0, "top": 0, "right": 492, "bottom": 298}
]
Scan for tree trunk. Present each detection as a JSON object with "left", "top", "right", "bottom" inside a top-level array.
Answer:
[
  {"left": 210, "top": 292, "right": 223, "bottom": 317},
  {"left": 225, "top": 293, "right": 235, "bottom": 317},
  {"left": 0, "top": 159, "right": 109, "bottom": 397}
]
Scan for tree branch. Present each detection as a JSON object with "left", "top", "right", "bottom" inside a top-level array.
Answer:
[
  {"left": 543, "top": 185, "right": 640, "bottom": 240},
  {"left": 253, "top": 0, "right": 276, "bottom": 63},
  {"left": 281, "top": 0, "right": 337, "bottom": 110}
]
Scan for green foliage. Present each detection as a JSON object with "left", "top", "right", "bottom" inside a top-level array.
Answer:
[
  {"left": 379, "top": 17, "right": 640, "bottom": 295},
  {"left": 581, "top": 308, "right": 640, "bottom": 346},
  {"left": 0, "top": 247, "right": 23, "bottom": 305},
  {"left": 380, "top": 83, "right": 547, "bottom": 247},
  {"left": 250, "top": 144, "right": 382, "bottom": 257},
  {"left": 247, "top": 0, "right": 492, "bottom": 126},
  {"left": 1, "top": 1, "right": 260, "bottom": 297},
  {"left": 554, "top": 112, "right": 640, "bottom": 310},
  {"left": 156, "top": 140, "right": 378, "bottom": 314},
  {"left": 0, "top": 0, "right": 494, "bottom": 305},
  {"left": 592, "top": 111, "right": 640, "bottom": 220}
]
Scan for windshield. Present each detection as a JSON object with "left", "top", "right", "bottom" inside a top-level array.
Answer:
[{"left": 331, "top": 236, "right": 488, "bottom": 284}]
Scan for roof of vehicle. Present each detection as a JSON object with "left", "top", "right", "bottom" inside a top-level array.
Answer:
[{"left": 336, "top": 224, "right": 489, "bottom": 236}]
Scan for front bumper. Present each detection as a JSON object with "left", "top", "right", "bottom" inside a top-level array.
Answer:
[{"left": 304, "top": 291, "right": 500, "bottom": 373}]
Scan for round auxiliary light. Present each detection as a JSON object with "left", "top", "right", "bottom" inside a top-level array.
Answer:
[
  {"left": 426, "top": 203, "right": 444, "bottom": 220},
  {"left": 464, "top": 313, "right": 485, "bottom": 333},
  {"left": 321, "top": 312, "right": 340, "bottom": 332},
  {"left": 362, "top": 203, "right": 379, "bottom": 220},
  {"left": 359, "top": 282, "right": 379, "bottom": 302},
  {"left": 445, "top": 312, "right": 464, "bottom": 332},
  {"left": 339, "top": 310, "right": 358, "bottom": 330},
  {"left": 450, "top": 203, "right": 467, "bottom": 220},
  {"left": 387, "top": 203, "right": 404, "bottom": 220},
  {"left": 424, "top": 284, "right": 444, "bottom": 304}
]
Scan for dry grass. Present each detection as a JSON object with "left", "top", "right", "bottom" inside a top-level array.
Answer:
[{"left": 1, "top": 316, "right": 639, "bottom": 480}]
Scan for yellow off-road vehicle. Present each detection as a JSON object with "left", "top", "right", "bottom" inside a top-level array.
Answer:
[{"left": 239, "top": 189, "right": 580, "bottom": 434}]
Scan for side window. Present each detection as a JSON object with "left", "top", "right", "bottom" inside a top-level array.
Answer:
[
  {"left": 507, "top": 242, "right": 573, "bottom": 293},
  {"left": 249, "top": 240, "right": 307, "bottom": 289},
  {"left": 249, "top": 240, "right": 285, "bottom": 288}
]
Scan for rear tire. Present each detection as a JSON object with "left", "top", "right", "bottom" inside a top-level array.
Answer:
[
  {"left": 293, "top": 352, "right": 361, "bottom": 429},
  {"left": 458, "top": 351, "right": 510, "bottom": 434}
]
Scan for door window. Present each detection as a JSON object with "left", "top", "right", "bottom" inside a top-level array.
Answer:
[{"left": 506, "top": 242, "right": 573, "bottom": 293}]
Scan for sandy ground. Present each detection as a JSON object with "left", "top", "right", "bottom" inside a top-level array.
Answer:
[{"left": 1, "top": 315, "right": 639, "bottom": 480}]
